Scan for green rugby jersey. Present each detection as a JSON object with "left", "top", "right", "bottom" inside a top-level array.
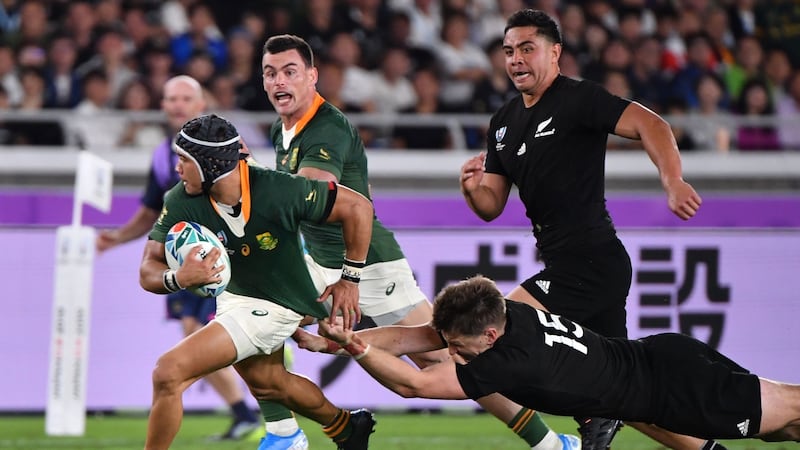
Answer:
[
  {"left": 272, "top": 94, "right": 403, "bottom": 268},
  {"left": 150, "top": 162, "right": 332, "bottom": 319}
]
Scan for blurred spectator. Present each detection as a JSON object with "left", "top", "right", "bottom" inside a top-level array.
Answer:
[
  {"left": 559, "top": 3, "right": 588, "bottom": 62},
  {"left": 583, "top": 38, "right": 632, "bottom": 84},
  {"left": 326, "top": 31, "right": 376, "bottom": 111},
  {"left": 654, "top": 4, "right": 684, "bottom": 74},
  {"left": 472, "top": 0, "right": 524, "bottom": 48},
  {"left": 75, "top": 69, "right": 110, "bottom": 113},
  {"left": 727, "top": 0, "right": 756, "bottom": 40},
  {"left": 470, "top": 37, "right": 515, "bottom": 114},
  {"left": 183, "top": 50, "right": 216, "bottom": 88},
  {"left": 116, "top": 78, "right": 163, "bottom": 148},
  {"left": 160, "top": 0, "right": 193, "bottom": 37},
  {"left": 371, "top": 46, "right": 416, "bottom": 114},
  {"left": 43, "top": 33, "right": 82, "bottom": 108},
  {"left": 95, "top": 0, "right": 123, "bottom": 30},
  {"left": 265, "top": 4, "right": 294, "bottom": 38},
  {"left": 0, "top": 0, "right": 21, "bottom": 34},
  {"left": 170, "top": 2, "right": 227, "bottom": 72},
  {"left": 689, "top": 71, "right": 732, "bottom": 152},
  {"left": 139, "top": 40, "right": 174, "bottom": 102},
  {"left": 207, "top": 73, "right": 268, "bottom": 150},
  {"left": 0, "top": 43, "right": 23, "bottom": 106},
  {"left": 734, "top": 77, "right": 780, "bottom": 151},
  {"left": 669, "top": 32, "right": 718, "bottom": 109},
  {"left": 73, "top": 69, "right": 119, "bottom": 149},
  {"left": 316, "top": 58, "right": 359, "bottom": 112},
  {"left": 341, "top": 0, "right": 389, "bottom": 70},
  {"left": 603, "top": 69, "right": 632, "bottom": 99},
  {"left": 11, "top": 67, "right": 65, "bottom": 145},
  {"left": 559, "top": 48, "right": 581, "bottom": 79},
  {"left": 704, "top": 5, "right": 735, "bottom": 66},
  {"left": 223, "top": 26, "right": 264, "bottom": 111},
  {"left": 777, "top": 71, "right": 800, "bottom": 150},
  {"left": 627, "top": 35, "right": 670, "bottom": 112},
  {"left": 616, "top": 6, "right": 644, "bottom": 48},
  {"left": 723, "top": 35, "right": 764, "bottom": 100},
  {"left": 123, "top": 5, "right": 160, "bottom": 53},
  {"left": 676, "top": 9, "right": 703, "bottom": 42},
  {"left": 76, "top": 27, "right": 137, "bottom": 105},
  {"left": 436, "top": 10, "right": 490, "bottom": 112},
  {"left": 12, "top": 0, "right": 50, "bottom": 47},
  {"left": 764, "top": 48, "right": 793, "bottom": 106},
  {"left": 392, "top": 0, "right": 442, "bottom": 52},
  {"left": 664, "top": 97, "right": 697, "bottom": 151},
  {"left": 295, "top": 0, "right": 345, "bottom": 57},
  {"left": 18, "top": 66, "right": 46, "bottom": 109},
  {"left": 239, "top": 9, "right": 267, "bottom": 46},
  {"left": 580, "top": 20, "right": 612, "bottom": 75},
  {"left": 382, "top": 10, "right": 436, "bottom": 71},
  {"left": 17, "top": 43, "right": 47, "bottom": 69},
  {"left": 391, "top": 67, "right": 452, "bottom": 150},
  {"left": 62, "top": 1, "right": 98, "bottom": 68}
]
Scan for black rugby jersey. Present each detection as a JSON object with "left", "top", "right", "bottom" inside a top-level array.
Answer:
[
  {"left": 484, "top": 75, "right": 630, "bottom": 256},
  {"left": 455, "top": 300, "right": 655, "bottom": 422}
]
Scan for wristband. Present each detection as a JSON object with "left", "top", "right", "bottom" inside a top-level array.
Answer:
[
  {"left": 344, "top": 342, "right": 370, "bottom": 360},
  {"left": 341, "top": 258, "right": 366, "bottom": 284},
  {"left": 162, "top": 269, "right": 183, "bottom": 293}
]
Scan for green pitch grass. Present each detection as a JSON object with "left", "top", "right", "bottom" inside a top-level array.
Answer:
[{"left": 0, "top": 412, "right": 793, "bottom": 450}]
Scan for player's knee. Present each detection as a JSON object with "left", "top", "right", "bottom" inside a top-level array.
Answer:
[{"left": 150, "top": 356, "right": 186, "bottom": 394}]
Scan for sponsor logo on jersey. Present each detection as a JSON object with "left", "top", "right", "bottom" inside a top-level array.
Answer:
[
  {"left": 385, "top": 282, "right": 396, "bottom": 296},
  {"left": 534, "top": 116, "right": 556, "bottom": 138},
  {"left": 255, "top": 231, "right": 278, "bottom": 250},
  {"left": 737, "top": 419, "right": 749, "bottom": 436},
  {"left": 535, "top": 279, "right": 550, "bottom": 294},
  {"left": 290, "top": 148, "right": 300, "bottom": 171},
  {"left": 156, "top": 206, "right": 168, "bottom": 225},
  {"left": 319, "top": 148, "right": 331, "bottom": 160},
  {"left": 251, "top": 309, "right": 269, "bottom": 317},
  {"left": 305, "top": 189, "right": 318, "bottom": 202},
  {"left": 495, "top": 126, "right": 507, "bottom": 142},
  {"left": 517, "top": 143, "right": 527, "bottom": 156}
]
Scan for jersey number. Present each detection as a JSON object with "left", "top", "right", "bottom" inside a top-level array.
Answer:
[{"left": 535, "top": 310, "right": 588, "bottom": 355}]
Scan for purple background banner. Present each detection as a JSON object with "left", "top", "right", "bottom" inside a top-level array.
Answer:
[
  {"left": 3, "top": 227, "right": 799, "bottom": 412},
  {"left": 1, "top": 190, "right": 799, "bottom": 228}
]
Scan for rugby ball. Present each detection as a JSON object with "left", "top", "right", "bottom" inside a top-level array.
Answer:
[{"left": 164, "top": 221, "right": 231, "bottom": 297}]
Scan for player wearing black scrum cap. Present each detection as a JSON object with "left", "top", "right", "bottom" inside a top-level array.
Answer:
[{"left": 138, "top": 113, "right": 378, "bottom": 450}]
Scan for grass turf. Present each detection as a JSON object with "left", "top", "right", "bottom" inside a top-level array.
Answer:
[{"left": 0, "top": 412, "right": 793, "bottom": 450}]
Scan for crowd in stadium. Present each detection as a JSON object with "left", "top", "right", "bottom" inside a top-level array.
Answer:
[{"left": 0, "top": 0, "right": 799, "bottom": 151}]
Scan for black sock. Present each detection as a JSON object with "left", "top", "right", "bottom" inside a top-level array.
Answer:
[
  {"left": 701, "top": 441, "right": 728, "bottom": 450},
  {"left": 231, "top": 400, "right": 258, "bottom": 423}
]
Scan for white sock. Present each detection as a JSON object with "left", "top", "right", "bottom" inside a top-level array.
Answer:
[
  {"left": 531, "top": 430, "right": 562, "bottom": 450},
  {"left": 265, "top": 417, "right": 300, "bottom": 437}
]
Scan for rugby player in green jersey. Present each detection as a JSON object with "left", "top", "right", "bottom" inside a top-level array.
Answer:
[
  {"left": 256, "top": 33, "right": 579, "bottom": 450},
  {"left": 139, "top": 114, "right": 376, "bottom": 450}
]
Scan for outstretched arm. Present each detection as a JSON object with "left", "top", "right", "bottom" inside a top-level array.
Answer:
[
  {"left": 96, "top": 205, "right": 159, "bottom": 252},
  {"left": 614, "top": 102, "right": 702, "bottom": 220},
  {"left": 295, "top": 322, "right": 446, "bottom": 356},
  {"left": 320, "top": 323, "right": 467, "bottom": 400}
]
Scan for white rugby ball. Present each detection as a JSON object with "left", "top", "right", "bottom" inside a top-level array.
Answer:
[{"left": 164, "top": 221, "right": 231, "bottom": 297}]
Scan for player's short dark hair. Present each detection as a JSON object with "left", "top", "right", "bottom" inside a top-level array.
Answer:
[
  {"left": 505, "top": 9, "right": 562, "bottom": 44},
  {"left": 173, "top": 114, "right": 243, "bottom": 192},
  {"left": 432, "top": 275, "right": 507, "bottom": 337},
  {"left": 263, "top": 34, "right": 314, "bottom": 68}
]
